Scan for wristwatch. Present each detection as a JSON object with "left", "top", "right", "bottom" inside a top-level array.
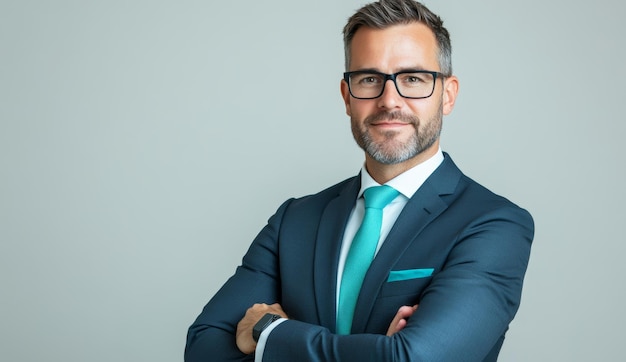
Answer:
[{"left": 252, "top": 313, "right": 282, "bottom": 342}]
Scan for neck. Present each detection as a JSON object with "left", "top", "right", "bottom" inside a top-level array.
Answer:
[{"left": 365, "top": 143, "right": 439, "bottom": 184}]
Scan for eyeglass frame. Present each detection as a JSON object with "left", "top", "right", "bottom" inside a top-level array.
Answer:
[{"left": 343, "top": 70, "right": 446, "bottom": 100}]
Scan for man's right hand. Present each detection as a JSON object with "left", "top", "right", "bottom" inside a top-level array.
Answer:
[
  {"left": 386, "top": 305, "right": 418, "bottom": 336},
  {"left": 236, "top": 303, "right": 288, "bottom": 354}
]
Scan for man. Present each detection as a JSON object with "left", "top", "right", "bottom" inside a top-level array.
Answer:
[{"left": 185, "top": 0, "right": 534, "bottom": 360}]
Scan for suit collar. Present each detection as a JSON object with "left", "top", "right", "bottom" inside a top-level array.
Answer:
[{"left": 313, "top": 175, "right": 360, "bottom": 332}]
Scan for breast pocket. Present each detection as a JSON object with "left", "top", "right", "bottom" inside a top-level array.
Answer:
[
  {"left": 367, "top": 274, "right": 434, "bottom": 334},
  {"left": 380, "top": 268, "right": 434, "bottom": 297}
]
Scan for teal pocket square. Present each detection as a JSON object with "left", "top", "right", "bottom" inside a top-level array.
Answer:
[{"left": 387, "top": 268, "right": 434, "bottom": 282}]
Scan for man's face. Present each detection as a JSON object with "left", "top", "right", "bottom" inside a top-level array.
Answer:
[{"left": 341, "top": 22, "right": 458, "bottom": 167}]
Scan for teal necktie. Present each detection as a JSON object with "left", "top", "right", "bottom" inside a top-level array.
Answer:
[{"left": 337, "top": 185, "right": 399, "bottom": 335}]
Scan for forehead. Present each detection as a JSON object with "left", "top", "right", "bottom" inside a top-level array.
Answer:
[{"left": 349, "top": 22, "right": 439, "bottom": 72}]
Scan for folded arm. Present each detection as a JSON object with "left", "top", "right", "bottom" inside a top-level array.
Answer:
[
  {"left": 258, "top": 206, "right": 533, "bottom": 361},
  {"left": 186, "top": 201, "right": 533, "bottom": 361}
]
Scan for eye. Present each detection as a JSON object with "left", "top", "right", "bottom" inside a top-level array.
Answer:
[
  {"left": 362, "top": 77, "right": 378, "bottom": 84},
  {"left": 403, "top": 75, "right": 425, "bottom": 84},
  {"left": 399, "top": 73, "right": 433, "bottom": 88},
  {"left": 355, "top": 74, "right": 382, "bottom": 85}
]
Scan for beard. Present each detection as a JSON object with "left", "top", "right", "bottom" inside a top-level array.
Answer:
[{"left": 351, "top": 105, "right": 443, "bottom": 165}]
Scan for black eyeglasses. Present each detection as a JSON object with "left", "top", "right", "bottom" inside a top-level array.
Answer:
[{"left": 343, "top": 70, "right": 443, "bottom": 99}]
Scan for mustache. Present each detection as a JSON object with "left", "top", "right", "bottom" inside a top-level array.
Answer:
[{"left": 365, "top": 111, "right": 419, "bottom": 125}]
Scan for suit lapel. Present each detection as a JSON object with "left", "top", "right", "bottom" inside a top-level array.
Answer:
[
  {"left": 350, "top": 155, "right": 464, "bottom": 333},
  {"left": 313, "top": 175, "right": 360, "bottom": 332}
]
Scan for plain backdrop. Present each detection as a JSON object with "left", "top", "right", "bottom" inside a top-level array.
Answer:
[{"left": 1, "top": 0, "right": 624, "bottom": 361}]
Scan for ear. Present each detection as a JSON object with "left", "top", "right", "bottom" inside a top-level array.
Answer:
[
  {"left": 441, "top": 75, "right": 459, "bottom": 116},
  {"left": 340, "top": 79, "right": 352, "bottom": 116}
]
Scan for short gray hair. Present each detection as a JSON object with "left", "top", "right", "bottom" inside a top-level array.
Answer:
[{"left": 343, "top": 0, "right": 452, "bottom": 76}]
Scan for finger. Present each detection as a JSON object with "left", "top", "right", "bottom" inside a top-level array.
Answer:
[
  {"left": 397, "top": 305, "right": 416, "bottom": 318},
  {"left": 386, "top": 305, "right": 419, "bottom": 336},
  {"left": 386, "top": 308, "right": 407, "bottom": 336},
  {"left": 386, "top": 317, "right": 407, "bottom": 336}
]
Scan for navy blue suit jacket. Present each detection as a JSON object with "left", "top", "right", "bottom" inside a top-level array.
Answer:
[{"left": 185, "top": 154, "right": 534, "bottom": 361}]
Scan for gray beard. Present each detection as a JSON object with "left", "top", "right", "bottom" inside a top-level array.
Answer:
[{"left": 352, "top": 107, "right": 442, "bottom": 165}]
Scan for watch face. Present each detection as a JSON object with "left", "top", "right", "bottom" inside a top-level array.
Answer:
[{"left": 253, "top": 313, "right": 280, "bottom": 342}]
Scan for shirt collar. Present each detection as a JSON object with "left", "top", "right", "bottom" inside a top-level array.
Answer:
[{"left": 359, "top": 148, "right": 444, "bottom": 200}]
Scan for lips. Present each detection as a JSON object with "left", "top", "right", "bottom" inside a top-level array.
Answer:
[
  {"left": 370, "top": 121, "right": 411, "bottom": 127},
  {"left": 365, "top": 111, "right": 418, "bottom": 126}
]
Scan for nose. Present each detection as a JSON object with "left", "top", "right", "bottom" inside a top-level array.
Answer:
[{"left": 377, "top": 79, "right": 403, "bottom": 110}]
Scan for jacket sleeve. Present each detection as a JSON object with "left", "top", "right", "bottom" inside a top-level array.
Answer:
[
  {"left": 184, "top": 199, "right": 293, "bottom": 362},
  {"left": 259, "top": 205, "right": 534, "bottom": 362}
]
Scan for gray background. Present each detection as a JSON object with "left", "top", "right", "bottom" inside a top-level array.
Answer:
[{"left": 1, "top": 0, "right": 624, "bottom": 361}]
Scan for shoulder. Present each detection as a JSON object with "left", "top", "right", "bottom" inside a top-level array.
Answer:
[
  {"left": 286, "top": 175, "right": 359, "bottom": 209},
  {"left": 268, "top": 174, "right": 358, "bottom": 217},
  {"left": 265, "top": 175, "right": 359, "bottom": 236},
  {"left": 436, "top": 153, "right": 533, "bottom": 227},
  {"left": 460, "top": 175, "right": 534, "bottom": 231}
]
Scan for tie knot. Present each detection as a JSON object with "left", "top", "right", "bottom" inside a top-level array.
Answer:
[{"left": 363, "top": 185, "right": 399, "bottom": 210}]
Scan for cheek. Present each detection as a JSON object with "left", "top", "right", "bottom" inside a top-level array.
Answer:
[
  {"left": 347, "top": 101, "right": 374, "bottom": 121},
  {"left": 408, "top": 99, "right": 440, "bottom": 119}
]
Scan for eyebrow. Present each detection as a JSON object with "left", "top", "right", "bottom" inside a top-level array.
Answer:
[{"left": 351, "top": 67, "right": 435, "bottom": 74}]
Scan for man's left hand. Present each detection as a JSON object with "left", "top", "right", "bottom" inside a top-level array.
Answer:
[{"left": 386, "top": 304, "right": 418, "bottom": 336}]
